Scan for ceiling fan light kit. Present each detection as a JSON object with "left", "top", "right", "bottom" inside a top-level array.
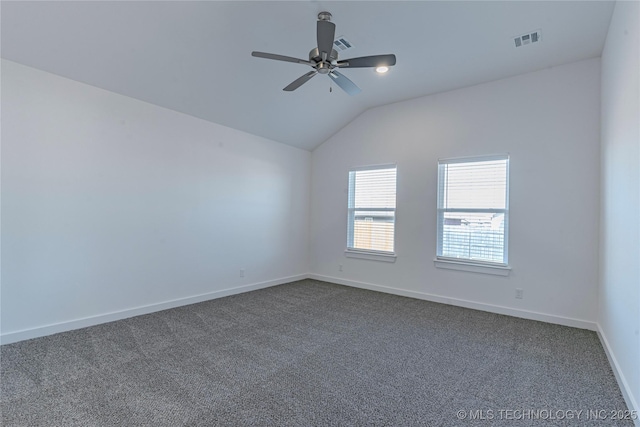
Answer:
[{"left": 251, "top": 11, "right": 397, "bottom": 95}]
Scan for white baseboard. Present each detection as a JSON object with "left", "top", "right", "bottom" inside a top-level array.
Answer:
[
  {"left": 597, "top": 324, "right": 640, "bottom": 425},
  {"left": 3, "top": 272, "right": 636, "bottom": 422},
  {"left": 0, "top": 274, "right": 307, "bottom": 345},
  {"left": 308, "top": 274, "right": 598, "bottom": 331},
  {"left": 2, "top": 272, "right": 599, "bottom": 343}
]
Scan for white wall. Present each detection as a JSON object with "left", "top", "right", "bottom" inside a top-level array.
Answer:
[
  {"left": 310, "top": 58, "right": 601, "bottom": 328},
  {"left": 1, "top": 60, "right": 310, "bottom": 343},
  {"left": 599, "top": 0, "right": 640, "bottom": 414}
]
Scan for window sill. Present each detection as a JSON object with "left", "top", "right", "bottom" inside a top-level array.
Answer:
[
  {"left": 345, "top": 250, "right": 397, "bottom": 263},
  {"left": 433, "top": 258, "right": 511, "bottom": 276}
]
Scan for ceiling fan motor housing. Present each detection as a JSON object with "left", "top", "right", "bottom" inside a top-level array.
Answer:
[{"left": 309, "top": 48, "right": 338, "bottom": 74}]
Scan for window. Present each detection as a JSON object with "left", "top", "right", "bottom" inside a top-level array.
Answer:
[
  {"left": 436, "top": 155, "right": 509, "bottom": 273},
  {"left": 346, "top": 165, "right": 397, "bottom": 260}
]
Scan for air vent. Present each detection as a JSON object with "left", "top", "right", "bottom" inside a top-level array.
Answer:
[
  {"left": 333, "top": 36, "right": 354, "bottom": 52},
  {"left": 514, "top": 30, "right": 541, "bottom": 48}
]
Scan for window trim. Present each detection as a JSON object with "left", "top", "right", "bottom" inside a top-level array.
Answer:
[
  {"left": 345, "top": 249, "right": 397, "bottom": 263},
  {"left": 433, "top": 257, "right": 511, "bottom": 276},
  {"left": 435, "top": 154, "right": 510, "bottom": 274},
  {"left": 346, "top": 163, "right": 397, "bottom": 261}
]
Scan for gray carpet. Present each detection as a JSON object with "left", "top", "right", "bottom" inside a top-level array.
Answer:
[{"left": 0, "top": 279, "right": 633, "bottom": 426}]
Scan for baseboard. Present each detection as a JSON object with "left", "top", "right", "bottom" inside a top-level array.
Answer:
[
  {"left": 597, "top": 324, "right": 640, "bottom": 425},
  {"left": 0, "top": 274, "right": 307, "bottom": 345},
  {"left": 4, "top": 272, "right": 635, "bottom": 421},
  {"left": 308, "top": 274, "right": 598, "bottom": 331}
]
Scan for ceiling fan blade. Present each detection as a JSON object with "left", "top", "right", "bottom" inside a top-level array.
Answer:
[
  {"left": 329, "top": 70, "right": 361, "bottom": 96},
  {"left": 252, "top": 51, "right": 313, "bottom": 66},
  {"left": 283, "top": 71, "right": 318, "bottom": 91},
  {"left": 317, "top": 20, "right": 336, "bottom": 60},
  {"left": 337, "top": 54, "right": 397, "bottom": 68}
]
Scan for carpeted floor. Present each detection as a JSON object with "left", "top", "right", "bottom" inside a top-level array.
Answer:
[{"left": 0, "top": 279, "right": 633, "bottom": 426}]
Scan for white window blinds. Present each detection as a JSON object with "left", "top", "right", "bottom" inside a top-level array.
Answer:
[
  {"left": 347, "top": 166, "right": 397, "bottom": 254},
  {"left": 437, "top": 155, "right": 509, "bottom": 265}
]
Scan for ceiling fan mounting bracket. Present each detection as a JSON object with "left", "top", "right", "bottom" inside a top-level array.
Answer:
[{"left": 318, "top": 11, "right": 332, "bottom": 22}]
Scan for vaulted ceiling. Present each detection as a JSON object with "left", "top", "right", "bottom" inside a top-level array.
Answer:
[{"left": 1, "top": 1, "right": 614, "bottom": 150}]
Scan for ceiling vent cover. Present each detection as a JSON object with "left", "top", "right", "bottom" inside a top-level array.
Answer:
[
  {"left": 514, "top": 30, "right": 541, "bottom": 47},
  {"left": 333, "top": 36, "right": 354, "bottom": 52}
]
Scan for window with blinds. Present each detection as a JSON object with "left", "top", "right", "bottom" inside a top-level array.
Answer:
[
  {"left": 437, "top": 155, "right": 509, "bottom": 265},
  {"left": 347, "top": 165, "right": 397, "bottom": 254}
]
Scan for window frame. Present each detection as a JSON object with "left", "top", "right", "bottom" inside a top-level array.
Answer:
[
  {"left": 435, "top": 154, "right": 511, "bottom": 276},
  {"left": 345, "top": 164, "right": 398, "bottom": 263}
]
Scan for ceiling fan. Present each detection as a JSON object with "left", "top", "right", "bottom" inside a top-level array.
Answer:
[{"left": 251, "top": 12, "right": 397, "bottom": 96}]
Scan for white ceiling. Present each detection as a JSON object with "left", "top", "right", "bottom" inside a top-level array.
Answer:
[{"left": 1, "top": 1, "right": 614, "bottom": 150}]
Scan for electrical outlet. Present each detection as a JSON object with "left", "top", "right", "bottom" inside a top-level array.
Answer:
[
  {"left": 339, "top": 264, "right": 343, "bottom": 272},
  {"left": 240, "top": 268, "right": 245, "bottom": 278},
  {"left": 515, "top": 288, "right": 524, "bottom": 299}
]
